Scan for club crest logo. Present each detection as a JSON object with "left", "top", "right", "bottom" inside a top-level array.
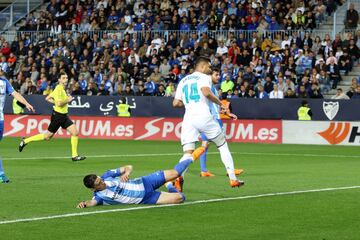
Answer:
[{"left": 323, "top": 101, "right": 339, "bottom": 120}]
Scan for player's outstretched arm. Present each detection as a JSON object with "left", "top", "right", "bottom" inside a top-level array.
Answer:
[
  {"left": 12, "top": 91, "right": 35, "bottom": 112},
  {"left": 119, "top": 165, "right": 133, "bottom": 182},
  {"left": 77, "top": 199, "right": 98, "bottom": 208}
]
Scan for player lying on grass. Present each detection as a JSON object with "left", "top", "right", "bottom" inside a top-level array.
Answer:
[{"left": 77, "top": 147, "right": 205, "bottom": 208}]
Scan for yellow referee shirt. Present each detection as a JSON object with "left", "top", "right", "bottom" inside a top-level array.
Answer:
[{"left": 49, "top": 84, "right": 68, "bottom": 114}]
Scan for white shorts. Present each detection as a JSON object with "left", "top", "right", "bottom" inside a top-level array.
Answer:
[{"left": 181, "top": 115, "right": 222, "bottom": 147}]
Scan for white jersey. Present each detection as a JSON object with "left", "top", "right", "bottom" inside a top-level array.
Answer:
[
  {"left": 175, "top": 71, "right": 212, "bottom": 118},
  {"left": 176, "top": 72, "right": 223, "bottom": 148}
]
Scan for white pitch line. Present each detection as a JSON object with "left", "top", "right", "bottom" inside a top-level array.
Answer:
[
  {"left": 3, "top": 151, "right": 360, "bottom": 161},
  {"left": 0, "top": 185, "right": 359, "bottom": 225}
]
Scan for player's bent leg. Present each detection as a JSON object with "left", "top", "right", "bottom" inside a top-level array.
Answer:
[
  {"left": 19, "top": 133, "right": 50, "bottom": 152},
  {"left": 175, "top": 144, "right": 194, "bottom": 191},
  {"left": 173, "top": 146, "right": 206, "bottom": 192},
  {"left": 156, "top": 191, "right": 185, "bottom": 204},
  {"left": 163, "top": 169, "right": 180, "bottom": 182}
]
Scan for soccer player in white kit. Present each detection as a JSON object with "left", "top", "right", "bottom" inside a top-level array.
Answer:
[{"left": 173, "top": 57, "right": 244, "bottom": 188}]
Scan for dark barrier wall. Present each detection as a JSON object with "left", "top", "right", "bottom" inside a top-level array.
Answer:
[{"left": 4, "top": 95, "right": 360, "bottom": 121}]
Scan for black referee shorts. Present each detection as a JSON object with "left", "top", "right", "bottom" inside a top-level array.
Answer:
[{"left": 48, "top": 111, "right": 74, "bottom": 133}]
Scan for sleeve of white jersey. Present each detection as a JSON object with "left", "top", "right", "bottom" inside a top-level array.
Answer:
[{"left": 174, "top": 80, "right": 183, "bottom": 100}]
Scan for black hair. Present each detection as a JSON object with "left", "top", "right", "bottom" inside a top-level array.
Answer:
[
  {"left": 195, "top": 56, "right": 211, "bottom": 67},
  {"left": 211, "top": 67, "right": 220, "bottom": 73},
  {"left": 83, "top": 174, "right": 98, "bottom": 188},
  {"left": 59, "top": 73, "right": 68, "bottom": 78}
]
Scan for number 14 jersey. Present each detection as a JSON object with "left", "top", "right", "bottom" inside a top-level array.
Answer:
[{"left": 175, "top": 71, "right": 212, "bottom": 119}]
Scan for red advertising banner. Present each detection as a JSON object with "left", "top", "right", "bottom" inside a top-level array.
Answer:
[{"left": 3, "top": 115, "right": 282, "bottom": 143}]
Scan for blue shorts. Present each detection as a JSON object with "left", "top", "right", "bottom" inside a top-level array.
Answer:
[
  {"left": 140, "top": 170, "right": 166, "bottom": 204},
  {"left": 200, "top": 119, "right": 223, "bottom": 141},
  {"left": 0, "top": 121, "right": 4, "bottom": 141}
]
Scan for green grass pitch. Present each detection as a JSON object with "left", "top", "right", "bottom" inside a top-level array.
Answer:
[{"left": 0, "top": 138, "right": 359, "bottom": 239}]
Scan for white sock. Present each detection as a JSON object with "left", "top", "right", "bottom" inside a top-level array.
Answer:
[
  {"left": 179, "top": 153, "right": 193, "bottom": 162},
  {"left": 218, "top": 142, "right": 237, "bottom": 180},
  {"left": 178, "top": 153, "right": 193, "bottom": 177}
]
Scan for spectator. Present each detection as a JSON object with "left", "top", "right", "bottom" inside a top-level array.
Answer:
[
  {"left": 309, "top": 83, "right": 323, "bottom": 99},
  {"left": 338, "top": 51, "right": 352, "bottom": 75},
  {"left": 216, "top": 41, "right": 228, "bottom": 56},
  {"left": 352, "top": 86, "right": 360, "bottom": 99},
  {"left": 269, "top": 84, "right": 284, "bottom": 99},
  {"left": 277, "top": 76, "right": 287, "bottom": 93},
  {"left": 123, "top": 85, "right": 135, "bottom": 96},
  {"left": 144, "top": 77, "right": 156, "bottom": 96},
  {"left": 149, "top": 67, "right": 162, "bottom": 84},
  {"left": 96, "top": 83, "right": 110, "bottom": 96},
  {"left": 220, "top": 75, "right": 234, "bottom": 98},
  {"left": 332, "top": 88, "right": 350, "bottom": 99},
  {"left": 238, "top": 85, "right": 249, "bottom": 98},
  {"left": 165, "top": 82, "right": 175, "bottom": 97},
  {"left": 159, "top": 59, "right": 171, "bottom": 77},
  {"left": 345, "top": 3, "right": 359, "bottom": 29},
  {"left": 24, "top": 80, "right": 37, "bottom": 95},
  {"left": 318, "top": 70, "right": 331, "bottom": 93},
  {"left": 156, "top": 84, "right": 166, "bottom": 97},
  {"left": 284, "top": 88, "right": 297, "bottom": 98},
  {"left": 50, "top": 20, "right": 62, "bottom": 37},
  {"left": 256, "top": 85, "right": 269, "bottom": 99},
  {"left": 0, "top": 0, "right": 355, "bottom": 103},
  {"left": 297, "top": 85, "right": 309, "bottom": 98},
  {"left": 348, "top": 39, "right": 360, "bottom": 66},
  {"left": 263, "top": 76, "right": 274, "bottom": 94},
  {"left": 326, "top": 58, "right": 340, "bottom": 89}
]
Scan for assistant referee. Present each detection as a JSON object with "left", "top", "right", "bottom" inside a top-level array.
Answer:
[{"left": 19, "top": 74, "right": 86, "bottom": 161}]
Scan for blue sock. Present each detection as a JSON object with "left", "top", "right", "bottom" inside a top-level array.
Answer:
[
  {"left": 0, "top": 159, "right": 4, "bottom": 175},
  {"left": 167, "top": 183, "right": 179, "bottom": 193},
  {"left": 200, "top": 148, "right": 208, "bottom": 172},
  {"left": 167, "top": 183, "right": 186, "bottom": 202},
  {"left": 174, "top": 159, "right": 193, "bottom": 175}
]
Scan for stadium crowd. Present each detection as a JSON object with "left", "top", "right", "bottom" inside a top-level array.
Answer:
[{"left": 0, "top": 0, "right": 359, "bottom": 99}]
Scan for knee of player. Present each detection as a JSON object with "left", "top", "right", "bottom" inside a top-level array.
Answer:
[
  {"left": 211, "top": 133, "right": 227, "bottom": 148},
  {"left": 72, "top": 130, "right": 79, "bottom": 136}
]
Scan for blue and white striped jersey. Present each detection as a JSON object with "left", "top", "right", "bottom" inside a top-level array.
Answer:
[
  {"left": 208, "top": 85, "right": 220, "bottom": 120},
  {"left": 0, "top": 77, "right": 14, "bottom": 121},
  {"left": 93, "top": 169, "right": 146, "bottom": 205}
]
